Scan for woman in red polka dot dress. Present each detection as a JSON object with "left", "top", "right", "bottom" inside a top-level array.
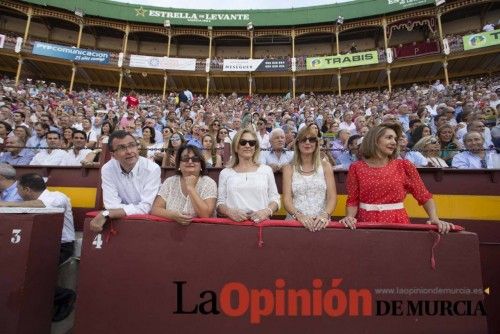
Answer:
[{"left": 339, "top": 122, "right": 453, "bottom": 234}]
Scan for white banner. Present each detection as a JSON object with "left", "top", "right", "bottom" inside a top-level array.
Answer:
[
  {"left": 129, "top": 55, "right": 196, "bottom": 71},
  {"left": 0, "top": 34, "right": 5, "bottom": 49},
  {"left": 164, "top": 57, "right": 196, "bottom": 71},
  {"left": 129, "top": 55, "right": 164, "bottom": 69},
  {"left": 223, "top": 59, "right": 264, "bottom": 72}
]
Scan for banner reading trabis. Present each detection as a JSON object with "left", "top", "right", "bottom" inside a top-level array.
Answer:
[
  {"left": 463, "top": 29, "right": 500, "bottom": 50},
  {"left": 306, "top": 51, "right": 379, "bottom": 70}
]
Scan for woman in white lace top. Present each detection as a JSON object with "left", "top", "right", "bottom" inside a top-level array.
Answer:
[
  {"left": 283, "top": 125, "right": 337, "bottom": 231},
  {"left": 151, "top": 145, "right": 217, "bottom": 225}
]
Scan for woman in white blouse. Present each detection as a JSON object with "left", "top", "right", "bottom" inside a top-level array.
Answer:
[
  {"left": 217, "top": 129, "right": 280, "bottom": 223},
  {"left": 151, "top": 145, "right": 217, "bottom": 225}
]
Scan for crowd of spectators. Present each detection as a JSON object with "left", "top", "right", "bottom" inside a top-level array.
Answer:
[{"left": 0, "top": 74, "right": 499, "bottom": 169}]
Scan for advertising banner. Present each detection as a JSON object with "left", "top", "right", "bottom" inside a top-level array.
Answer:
[
  {"left": 257, "top": 59, "right": 288, "bottom": 72},
  {"left": 0, "top": 34, "right": 5, "bottom": 49},
  {"left": 223, "top": 59, "right": 288, "bottom": 72},
  {"left": 463, "top": 29, "right": 500, "bottom": 50},
  {"left": 306, "top": 51, "right": 379, "bottom": 70},
  {"left": 74, "top": 217, "right": 486, "bottom": 333},
  {"left": 223, "top": 59, "right": 264, "bottom": 71},
  {"left": 21, "top": 0, "right": 435, "bottom": 27},
  {"left": 32, "top": 42, "right": 110, "bottom": 64},
  {"left": 129, "top": 55, "right": 196, "bottom": 71}
]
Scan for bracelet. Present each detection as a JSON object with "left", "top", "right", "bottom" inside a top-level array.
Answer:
[
  {"left": 266, "top": 207, "right": 273, "bottom": 217},
  {"left": 320, "top": 211, "right": 331, "bottom": 220}
]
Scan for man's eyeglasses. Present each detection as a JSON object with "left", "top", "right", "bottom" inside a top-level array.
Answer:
[
  {"left": 239, "top": 139, "right": 257, "bottom": 147},
  {"left": 113, "top": 142, "right": 138, "bottom": 152},
  {"left": 180, "top": 156, "right": 201, "bottom": 163},
  {"left": 213, "top": 123, "right": 220, "bottom": 126},
  {"left": 299, "top": 136, "right": 318, "bottom": 144},
  {"left": 220, "top": 131, "right": 228, "bottom": 135},
  {"left": 200, "top": 128, "right": 208, "bottom": 132}
]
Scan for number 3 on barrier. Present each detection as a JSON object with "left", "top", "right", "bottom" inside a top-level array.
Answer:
[
  {"left": 92, "top": 234, "right": 103, "bottom": 249},
  {"left": 11, "top": 229, "right": 21, "bottom": 244}
]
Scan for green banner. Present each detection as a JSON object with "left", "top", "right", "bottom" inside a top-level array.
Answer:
[
  {"left": 306, "top": 51, "right": 379, "bottom": 70},
  {"left": 463, "top": 29, "right": 500, "bottom": 50},
  {"left": 19, "top": 0, "right": 434, "bottom": 27}
]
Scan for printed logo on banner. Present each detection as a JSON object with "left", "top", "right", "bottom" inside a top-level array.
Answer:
[
  {"left": 149, "top": 57, "right": 160, "bottom": 67},
  {"left": 311, "top": 58, "right": 322, "bottom": 68},
  {"left": 463, "top": 29, "right": 500, "bottom": 50},
  {"left": 223, "top": 59, "right": 264, "bottom": 72},
  {"left": 32, "top": 42, "right": 110, "bottom": 64},
  {"left": 306, "top": 51, "right": 379, "bottom": 70},
  {"left": 173, "top": 279, "right": 486, "bottom": 324}
]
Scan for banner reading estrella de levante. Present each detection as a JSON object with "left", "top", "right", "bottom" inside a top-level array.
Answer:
[
  {"left": 32, "top": 42, "right": 110, "bottom": 64},
  {"left": 463, "top": 29, "right": 500, "bottom": 51},
  {"left": 306, "top": 51, "right": 379, "bottom": 70}
]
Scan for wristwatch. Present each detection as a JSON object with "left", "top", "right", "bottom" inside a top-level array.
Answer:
[{"left": 102, "top": 210, "right": 110, "bottom": 219}]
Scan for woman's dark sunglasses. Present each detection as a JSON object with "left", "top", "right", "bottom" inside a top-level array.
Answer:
[
  {"left": 180, "top": 156, "right": 201, "bottom": 163},
  {"left": 239, "top": 139, "right": 257, "bottom": 147},
  {"left": 299, "top": 136, "right": 318, "bottom": 144}
]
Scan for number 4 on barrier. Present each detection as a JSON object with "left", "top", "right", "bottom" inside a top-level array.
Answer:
[
  {"left": 11, "top": 229, "right": 21, "bottom": 244},
  {"left": 92, "top": 234, "right": 103, "bottom": 249}
]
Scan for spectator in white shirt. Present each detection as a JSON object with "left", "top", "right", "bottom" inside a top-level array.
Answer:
[
  {"left": 26, "top": 122, "right": 48, "bottom": 151},
  {"left": 260, "top": 128, "right": 294, "bottom": 172},
  {"left": 452, "top": 131, "right": 496, "bottom": 169},
  {"left": 255, "top": 118, "right": 271, "bottom": 150},
  {"left": 0, "top": 173, "right": 76, "bottom": 321},
  {"left": 483, "top": 23, "right": 495, "bottom": 32},
  {"left": 82, "top": 117, "right": 97, "bottom": 149},
  {"left": 464, "top": 120, "right": 493, "bottom": 148},
  {"left": 30, "top": 131, "right": 68, "bottom": 166},
  {"left": 89, "top": 130, "right": 161, "bottom": 232},
  {"left": 61, "top": 130, "right": 93, "bottom": 166},
  {"left": 398, "top": 136, "right": 427, "bottom": 167},
  {"left": 339, "top": 112, "right": 356, "bottom": 134},
  {"left": 426, "top": 97, "right": 438, "bottom": 117}
]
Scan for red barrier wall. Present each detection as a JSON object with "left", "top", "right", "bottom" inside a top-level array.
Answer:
[
  {"left": 75, "top": 218, "right": 487, "bottom": 334},
  {"left": 0, "top": 213, "right": 64, "bottom": 334}
]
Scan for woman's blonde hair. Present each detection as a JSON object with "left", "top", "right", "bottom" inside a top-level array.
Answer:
[
  {"left": 292, "top": 125, "right": 321, "bottom": 170},
  {"left": 413, "top": 135, "right": 438, "bottom": 157},
  {"left": 228, "top": 128, "right": 260, "bottom": 168},
  {"left": 361, "top": 122, "right": 402, "bottom": 160}
]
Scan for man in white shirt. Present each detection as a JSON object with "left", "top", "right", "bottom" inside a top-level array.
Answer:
[
  {"left": 339, "top": 112, "right": 356, "bottom": 134},
  {"left": 89, "top": 130, "right": 161, "bottom": 232},
  {"left": 256, "top": 118, "right": 271, "bottom": 150},
  {"left": 260, "top": 128, "right": 294, "bottom": 172},
  {"left": 30, "top": 131, "right": 68, "bottom": 166},
  {"left": 26, "top": 122, "right": 48, "bottom": 150},
  {"left": 82, "top": 118, "right": 97, "bottom": 149},
  {"left": 425, "top": 97, "right": 438, "bottom": 117},
  {"left": 0, "top": 173, "right": 76, "bottom": 321},
  {"left": 61, "top": 130, "right": 93, "bottom": 166},
  {"left": 452, "top": 132, "right": 497, "bottom": 169}
]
